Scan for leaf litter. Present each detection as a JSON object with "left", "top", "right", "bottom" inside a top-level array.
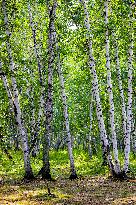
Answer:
[{"left": 0, "top": 176, "right": 136, "bottom": 205}]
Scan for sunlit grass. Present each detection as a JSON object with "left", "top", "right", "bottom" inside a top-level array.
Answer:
[
  {"left": 0, "top": 148, "right": 136, "bottom": 181},
  {"left": 0, "top": 148, "right": 136, "bottom": 205}
]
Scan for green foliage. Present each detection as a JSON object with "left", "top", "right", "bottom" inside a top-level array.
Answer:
[
  {"left": 0, "top": 0, "right": 135, "bottom": 181},
  {"left": 1, "top": 0, "right": 135, "bottom": 141}
]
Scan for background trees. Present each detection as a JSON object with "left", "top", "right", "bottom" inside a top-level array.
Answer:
[{"left": 0, "top": 0, "right": 135, "bottom": 179}]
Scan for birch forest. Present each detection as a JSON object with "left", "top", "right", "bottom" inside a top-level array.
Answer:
[{"left": 0, "top": 0, "right": 136, "bottom": 204}]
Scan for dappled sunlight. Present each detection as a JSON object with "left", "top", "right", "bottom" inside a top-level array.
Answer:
[
  {"left": 112, "top": 196, "right": 136, "bottom": 205},
  {"left": 0, "top": 173, "right": 136, "bottom": 205},
  {"left": 0, "top": 150, "right": 136, "bottom": 204},
  {"left": 0, "top": 180, "right": 72, "bottom": 205}
]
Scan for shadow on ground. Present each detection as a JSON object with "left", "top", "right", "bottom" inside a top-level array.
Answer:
[{"left": 0, "top": 176, "right": 136, "bottom": 205}]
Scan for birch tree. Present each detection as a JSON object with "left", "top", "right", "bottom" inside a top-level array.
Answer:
[
  {"left": 104, "top": 0, "right": 121, "bottom": 174},
  {"left": 41, "top": 0, "right": 57, "bottom": 179},
  {"left": 131, "top": 113, "right": 136, "bottom": 153},
  {"left": 0, "top": 61, "right": 14, "bottom": 114},
  {"left": 28, "top": 2, "right": 43, "bottom": 89},
  {"left": 0, "top": 61, "right": 19, "bottom": 147},
  {"left": 123, "top": 18, "right": 133, "bottom": 173},
  {"left": 88, "top": 92, "right": 93, "bottom": 159},
  {"left": 79, "top": 0, "right": 115, "bottom": 175},
  {"left": 114, "top": 36, "right": 127, "bottom": 139},
  {"left": 2, "top": 0, "right": 34, "bottom": 179},
  {"left": 27, "top": 2, "right": 44, "bottom": 157},
  {"left": 57, "top": 45, "right": 77, "bottom": 179}
]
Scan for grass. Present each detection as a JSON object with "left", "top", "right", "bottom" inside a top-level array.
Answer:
[
  {"left": 0, "top": 148, "right": 136, "bottom": 180},
  {"left": 0, "top": 148, "right": 136, "bottom": 204}
]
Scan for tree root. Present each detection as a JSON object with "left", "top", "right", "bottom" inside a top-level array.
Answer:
[
  {"left": 38, "top": 167, "right": 53, "bottom": 180},
  {"left": 69, "top": 172, "right": 78, "bottom": 180},
  {"left": 23, "top": 172, "right": 35, "bottom": 181},
  {"left": 109, "top": 170, "right": 130, "bottom": 181}
]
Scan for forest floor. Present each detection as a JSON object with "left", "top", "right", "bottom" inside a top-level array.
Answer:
[
  {"left": 0, "top": 149, "right": 136, "bottom": 204},
  {"left": 0, "top": 176, "right": 136, "bottom": 205}
]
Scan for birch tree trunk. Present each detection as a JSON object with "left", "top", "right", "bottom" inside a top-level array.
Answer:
[
  {"left": 104, "top": 0, "right": 121, "bottom": 174},
  {"left": 2, "top": 0, "right": 34, "bottom": 179},
  {"left": 28, "top": 2, "right": 48, "bottom": 167},
  {"left": 57, "top": 45, "right": 77, "bottom": 179},
  {"left": 28, "top": 2, "right": 43, "bottom": 87},
  {"left": 123, "top": 26, "right": 133, "bottom": 173},
  {"left": 29, "top": 94, "right": 44, "bottom": 155},
  {"left": 28, "top": 0, "right": 46, "bottom": 124},
  {"left": 0, "top": 61, "right": 20, "bottom": 149},
  {"left": 41, "top": 0, "right": 57, "bottom": 179},
  {"left": 30, "top": 88, "right": 37, "bottom": 157},
  {"left": 131, "top": 113, "right": 136, "bottom": 153},
  {"left": 88, "top": 92, "right": 93, "bottom": 159},
  {"left": 80, "top": 0, "right": 115, "bottom": 174},
  {"left": 0, "top": 61, "right": 14, "bottom": 114},
  {"left": 114, "top": 37, "right": 127, "bottom": 139}
]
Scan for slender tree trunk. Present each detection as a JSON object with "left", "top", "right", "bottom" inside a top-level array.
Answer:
[
  {"left": 41, "top": 0, "right": 57, "bottom": 179},
  {"left": 30, "top": 89, "right": 37, "bottom": 157},
  {"left": 131, "top": 113, "right": 136, "bottom": 153},
  {"left": 28, "top": 2, "right": 43, "bottom": 87},
  {"left": 0, "top": 61, "right": 14, "bottom": 114},
  {"left": 0, "top": 61, "right": 20, "bottom": 150},
  {"left": 114, "top": 37, "right": 127, "bottom": 139},
  {"left": 2, "top": 0, "right": 34, "bottom": 179},
  {"left": 123, "top": 27, "right": 133, "bottom": 173},
  {"left": 28, "top": 2, "right": 48, "bottom": 167},
  {"left": 104, "top": 0, "right": 121, "bottom": 174},
  {"left": 88, "top": 93, "right": 93, "bottom": 159},
  {"left": 28, "top": 1, "right": 46, "bottom": 121},
  {"left": 80, "top": 0, "right": 115, "bottom": 174},
  {"left": 29, "top": 95, "right": 43, "bottom": 155},
  {"left": 57, "top": 45, "right": 77, "bottom": 179}
]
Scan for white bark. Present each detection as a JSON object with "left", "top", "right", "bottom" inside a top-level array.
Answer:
[
  {"left": 2, "top": 0, "right": 33, "bottom": 179},
  {"left": 28, "top": 2, "right": 43, "bottom": 86},
  {"left": 131, "top": 113, "right": 136, "bottom": 153},
  {"left": 37, "top": 94, "right": 44, "bottom": 126},
  {"left": 0, "top": 61, "right": 14, "bottom": 113},
  {"left": 88, "top": 92, "right": 93, "bottom": 158},
  {"left": 80, "top": 0, "right": 114, "bottom": 173},
  {"left": 104, "top": 0, "right": 120, "bottom": 174},
  {"left": 30, "top": 89, "right": 36, "bottom": 147},
  {"left": 114, "top": 39, "right": 127, "bottom": 138},
  {"left": 0, "top": 61, "right": 20, "bottom": 149},
  {"left": 28, "top": 2, "right": 47, "bottom": 158},
  {"left": 28, "top": 1, "right": 46, "bottom": 122},
  {"left": 57, "top": 45, "right": 77, "bottom": 177},
  {"left": 123, "top": 32, "right": 133, "bottom": 173}
]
